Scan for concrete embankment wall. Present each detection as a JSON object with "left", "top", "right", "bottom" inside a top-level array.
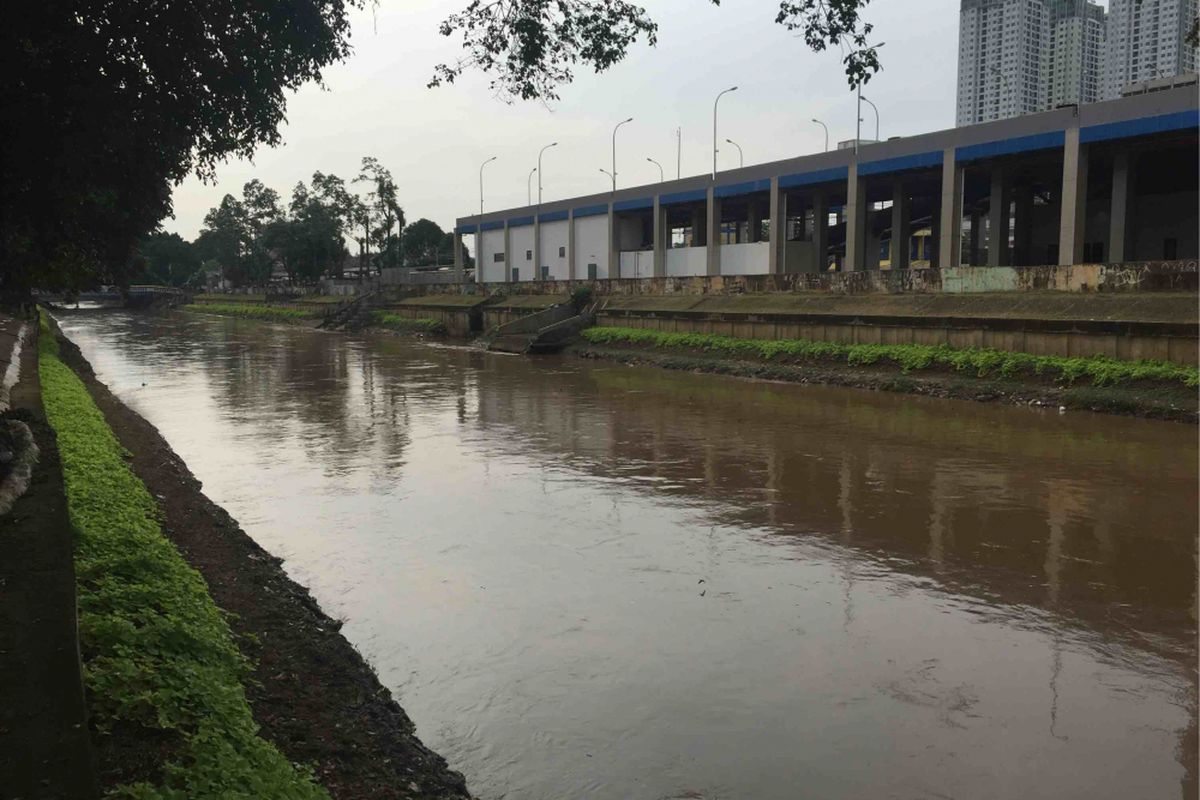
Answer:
[
  {"left": 194, "top": 261, "right": 1199, "bottom": 363},
  {"left": 593, "top": 293, "right": 1198, "bottom": 365}
]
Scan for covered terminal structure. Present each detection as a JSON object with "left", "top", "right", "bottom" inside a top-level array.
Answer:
[{"left": 453, "top": 84, "right": 1198, "bottom": 284}]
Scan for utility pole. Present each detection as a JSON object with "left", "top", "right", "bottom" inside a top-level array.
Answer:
[
  {"left": 676, "top": 127, "right": 681, "bottom": 179},
  {"left": 527, "top": 167, "right": 536, "bottom": 206}
]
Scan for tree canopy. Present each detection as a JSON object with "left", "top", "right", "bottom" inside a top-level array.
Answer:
[
  {"left": 430, "top": 0, "right": 882, "bottom": 101},
  {"left": 2, "top": 0, "right": 362, "bottom": 298}
]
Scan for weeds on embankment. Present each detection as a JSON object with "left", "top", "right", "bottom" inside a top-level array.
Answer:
[
  {"left": 369, "top": 311, "right": 445, "bottom": 333},
  {"left": 183, "top": 303, "right": 316, "bottom": 321},
  {"left": 37, "top": 313, "right": 328, "bottom": 799},
  {"left": 581, "top": 327, "right": 1199, "bottom": 389}
]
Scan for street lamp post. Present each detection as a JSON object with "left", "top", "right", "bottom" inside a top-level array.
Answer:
[
  {"left": 599, "top": 168, "right": 615, "bottom": 189},
  {"left": 860, "top": 95, "right": 880, "bottom": 142},
  {"left": 537, "top": 142, "right": 558, "bottom": 205},
  {"left": 646, "top": 157, "right": 664, "bottom": 182},
  {"left": 479, "top": 156, "right": 497, "bottom": 217},
  {"left": 812, "top": 118, "right": 829, "bottom": 152},
  {"left": 526, "top": 167, "right": 537, "bottom": 206},
  {"left": 611, "top": 118, "right": 633, "bottom": 191},
  {"left": 725, "top": 138, "right": 743, "bottom": 168},
  {"left": 712, "top": 86, "right": 738, "bottom": 179}
]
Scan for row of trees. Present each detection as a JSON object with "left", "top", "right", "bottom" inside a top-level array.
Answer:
[{"left": 130, "top": 158, "right": 466, "bottom": 289}]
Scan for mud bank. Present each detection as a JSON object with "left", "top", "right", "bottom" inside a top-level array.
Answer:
[
  {"left": 569, "top": 341, "right": 1199, "bottom": 423},
  {"left": 50, "top": 325, "right": 471, "bottom": 799}
]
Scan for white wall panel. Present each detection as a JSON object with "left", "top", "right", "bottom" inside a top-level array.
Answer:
[
  {"left": 508, "top": 225, "right": 535, "bottom": 281},
  {"left": 538, "top": 220, "right": 570, "bottom": 280},
  {"left": 480, "top": 229, "right": 507, "bottom": 283},
  {"left": 573, "top": 216, "right": 609, "bottom": 279},
  {"left": 666, "top": 246, "right": 707, "bottom": 276}
]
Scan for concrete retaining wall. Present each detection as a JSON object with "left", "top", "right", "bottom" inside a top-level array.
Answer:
[{"left": 595, "top": 310, "right": 1196, "bottom": 365}]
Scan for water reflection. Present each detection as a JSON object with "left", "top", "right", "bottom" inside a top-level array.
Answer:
[{"left": 58, "top": 310, "right": 1197, "bottom": 800}]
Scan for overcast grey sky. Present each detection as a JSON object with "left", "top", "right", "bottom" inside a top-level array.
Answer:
[{"left": 162, "top": 0, "right": 963, "bottom": 240}]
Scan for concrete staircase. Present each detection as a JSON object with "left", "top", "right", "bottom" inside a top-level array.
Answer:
[{"left": 480, "top": 301, "right": 596, "bottom": 354}]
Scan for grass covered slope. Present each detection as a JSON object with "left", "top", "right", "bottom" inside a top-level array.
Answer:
[
  {"left": 581, "top": 327, "right": 1199, "bottom": 389},
  {"left": 37, "top": 315, "right": 328, "bottom": 799},
  {"left": 183, "top": 303, "right": 317, "bottom": 322}
]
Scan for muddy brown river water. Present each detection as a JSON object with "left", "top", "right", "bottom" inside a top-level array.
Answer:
[{"left": 58, "top": 310, "right": 1197, "bottom": 800}]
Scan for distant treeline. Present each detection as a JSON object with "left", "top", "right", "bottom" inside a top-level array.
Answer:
[{"left": 136, "top": 158, "right": 468, "bottom": 290}]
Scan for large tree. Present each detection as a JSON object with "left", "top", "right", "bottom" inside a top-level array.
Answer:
[
  {"left": 429, "top": 0, "right": 882, "bottom": 101},
  {"left": 2, "top": 0, "right": 362, "bottom": 299},
  {"left": 356, "top": 157, "right": 406, "bottom": 271}
]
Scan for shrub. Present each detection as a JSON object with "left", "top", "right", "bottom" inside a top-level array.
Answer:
[
  {"left": 369, "top": 311, "right": 445, "bottom": 333},
  {"left": 37, "top": 312, "right": 328, "bottom": 799},
  {"left": 182, "top": 303, "right": 315, "bottom": 321},
  {"left": 579, "top": 326, "right": 1199, "bottom": 389}
]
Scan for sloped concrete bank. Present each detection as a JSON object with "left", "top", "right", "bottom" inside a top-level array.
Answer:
[{"left": 48, "top": 320, "right": 471, "bottom": 799}]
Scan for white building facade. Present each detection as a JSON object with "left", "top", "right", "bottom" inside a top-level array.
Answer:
[
  {"left": 957, "top": 0, "right": 1050, "bottom": 125},
  {"left": 1047, "top": 0, "right": 1107, "bottom": 108},
  {"left": 1102, "top": 0, "right": 1198, "bottom": 99}
]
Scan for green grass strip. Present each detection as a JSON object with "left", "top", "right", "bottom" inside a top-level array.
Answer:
[
  {"left": 37, "top": 312, "right": 328, "bottom": 800},
  {"left": 183, "top": 303, "right": 316, "bottom": 321},
  {"left": 369, "top": 311, "right": 445, "bottom": 333},
  {"left": 581, "top": 326, "right": 1199, "bottom": 388}
]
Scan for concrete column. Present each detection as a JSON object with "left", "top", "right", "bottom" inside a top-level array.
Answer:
[
  {"left": 453, "top": 231, "right": 464, "bottom": 280},
  {"left": 1058, "top": 126, "right": 1088, "bottom": 265},
  {"left": 567, "top": 210, "right": 577, "bottom": 281},
  {"left": 844, "top": 163, "right": 867, "bottom": 271},
  {"left": 768, "top": 177, "right": 785, "bottom": 274},
  {"left": 1109, "top": 151, "right": 1130, "bottom": 263},
  {"left": 812, "top": 190, "right": 829, "bottom": 272},
  {"left": 607, "top": 205, "right": 619, "bottom": 279},
  {"left": 1013, "top": 185, "right": 1034, "bottom": 266},
  {"left": 706, "top": 186, "right": 721, "bottom": 276},
  {"left": 968, "top": 212, "right": 981, "bottom": 265},
  {"left": 890, "top": 179, "right": 910, "bottom": 270},
  {"left": 533, "top": 218, "right": 542, "bottom": 282},
  {"left": 987, "top": 166, "right": 1011, "bottom": 266},
  {"left": 503, "top": 221, "right": 512, "bottom": 283},
  {"left": 938, "top": 147, "right": 963, "bottom": 269},
  {"left": 652, "top": 197, "right": 666, "bottom": 278}
]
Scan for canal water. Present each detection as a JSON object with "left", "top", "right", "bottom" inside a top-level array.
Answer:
[{"left": 58, "top": 311, "right": 1197, "bottom": 800}]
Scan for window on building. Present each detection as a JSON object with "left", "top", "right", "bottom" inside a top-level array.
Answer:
[
  {"left": 492, "top": 252, "right": 504, "bottom": 263},
  {"left": 587, "top": 263, "right": 598, "bottom": 280},
  {"left": 558, "top": 245, "right": 566, "bottom": 258},
  {"left": 525, "top": 249, "right": 532, "bottom": 260},
  {"left": 511, "top": 267, "right": 520, "bottom": 281},
  {"left": 540, "top": 266, "right": 550, "bottom": 280}
]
